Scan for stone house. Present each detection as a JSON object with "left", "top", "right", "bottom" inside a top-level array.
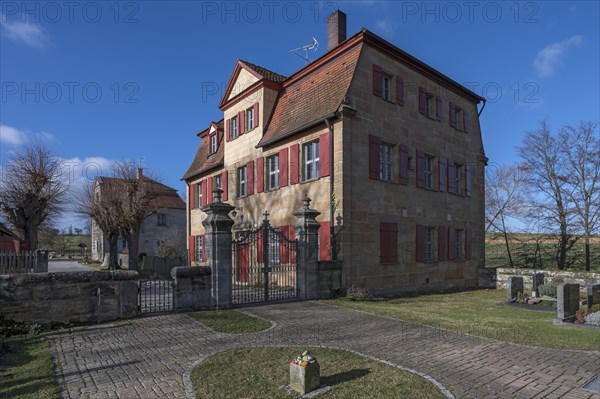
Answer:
[
  {"left": 91, "top": 173, "right": 186, "bottom": 263},
  {"left": 182, "top": 11, "right": 486, "bottom": 296}
]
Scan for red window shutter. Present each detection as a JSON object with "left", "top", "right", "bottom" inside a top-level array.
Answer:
[
  {"left": 447, "top": 159, "right": 455, "bottom": 194},
  {"left": 254, "top": 102, "right": 259, "bottom": 126},
  {"left": 438, "top": 226, "right": 447, "bottom": 261},
  {"left": 189, "top": 184, "right": 195, "bottom": 209},
  {"left": 257, "top": 229, "right": 264, "bottom": 263},
  {"left": 202, "top": 236, "right": 207, "bottom": 262},
  {"left": 436, "top": 96, "right": 442, "bottom": 121},
  {"left": 201, "top": 179, "right": 207, "bottom": 207},
  {"left": 372, "top": 64, "right": 382, "bottom": 96},
  {"left": 320, "top": 221, "right": 331, "bottom": 261},
  {"left": 466, "top": 164, "right": 472, "bottom": 197},
  {"left": 239, "top": 110, "right": 245, "bottom": 134},
  {"left": 226, "top": 119, "right": 231, "bottom": 142},
  {"left": 418, "top": 87, "right": 426, "bottom": 115},
  {"left": 449, "top": 103, "right": 456, "bottom": 128},
  {"left": 256, "top": 157, "right": 264, "bottom": 193},
  {"left": 369, "top": 135, "right": 381, "bottom": 180},
  {"left": 222, "top": 170, "right": 228, "bottom": 201},
  {"left": 189, "top": 236, "right": 195, "bottom": 262},
  {"left": 246, "top": 160, "right": 254, "bottom": 195},
  {"left": 463, "top": 111, "right": 469, "bottom": 133},
  {"left": 380, "top": 222, "right": 398, "bottom": 263},
  {"left": 399, "top": 145, "right": 409, "bottom": 185},
  {"left": 439, "top": 156, "right": 447, "bottom": 192},
  {"left": 279, "top": 148, "right": 289, "bottom": 187},
  {"left": 207, "top": 177, "right": 213, "bottom": 204},
  {"left": 416, "top": 224, "right": 425, "bottom": 262},
  {"left": 396, "top": 76, "right": 404, "bottom": 105},
  {"left": 280, "top": 226, "right": 289, "bottom": 264},
  {"left": 319, "top": 132, "right": 330, "bottom": 177},
  {"left": 448, "top": 227, "right": 455, "bottom": 261},
  {"left": 290, "top": 144, "right": 299, "bottom": 185},
  {"left": 416, "top": 149, "right": 425, "bottom": 188},
  {"left": 465, "top": 228, "right": 473, "bottom": 260}
]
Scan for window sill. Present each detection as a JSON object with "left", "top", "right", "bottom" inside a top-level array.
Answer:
[
  {"left": 236, "top": 195, "right": 248, "bottom": 199},
  {"left": 300, "top": 177, "right": 320, "bottom": 184},
  {"left": 265, "top": 186, "right": 281, "bottom": 193}
]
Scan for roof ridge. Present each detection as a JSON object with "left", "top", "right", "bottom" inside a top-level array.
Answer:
[{"left": 239, "top": 59, "right": 287, "bottom": 83}]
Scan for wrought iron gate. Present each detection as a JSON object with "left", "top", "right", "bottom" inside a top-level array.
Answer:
[
  {"left": 138, "top": 278, "right": 174, "bottom": 314},
  {"left": 231, "top": 213, "right": 297, "bottom": 305}
]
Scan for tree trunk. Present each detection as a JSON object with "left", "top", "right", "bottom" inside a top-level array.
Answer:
[
  {"left": 24, "top": 222, "right": 39, "bottom": 251},
  {"left": 108, "top": 235, "right": 119, "bottom": 270},
  {"left": 585, "top": 236, "right": 591, "bottom": 272},
  {"left": 127, "top": 230, "right": 141, "bottom": 271}
]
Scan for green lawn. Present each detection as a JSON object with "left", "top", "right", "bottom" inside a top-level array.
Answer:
[
  {"left": 0, "top": 335, "right": 60, "bottom": 399},
  {"left": 323, "top": 289, "right": 600, "bottom": 351},
  {"left": 191, "top": 347, "right": 446, "bottom": 399},
  {"left": 188, "top": 309, "right": 272, "bottom": 334}
]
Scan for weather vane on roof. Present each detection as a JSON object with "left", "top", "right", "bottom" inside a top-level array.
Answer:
[{"left": 288, "top": 37, "right": 319, "bottom": 64}]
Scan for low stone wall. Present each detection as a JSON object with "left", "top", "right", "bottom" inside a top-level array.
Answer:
[
  {"left": 171, "top": 266, "right": 211, "bottom": 311},
  {"left": 318, "top": 261, "right": 343, "bottom": 298},
  {"left": 497, "top": 268, "right": 600, "bottom": 290},
  {"left": 0, "top": 270, "right": 138, "bottom": 326},
  {"left": 478, "top": 267, "right": 497, "bottom": 289}
]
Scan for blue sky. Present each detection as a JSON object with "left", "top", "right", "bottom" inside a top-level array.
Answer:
[{"left": 1, "top": 0, "right": 599, "bottom": 229}]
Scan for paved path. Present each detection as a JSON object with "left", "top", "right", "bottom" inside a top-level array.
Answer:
[
  {"left": 48, "top": 260, "right": 96, "bottom": 273},
  {"left": 49, "top": 301, "right": 600, "bottom": 399}
]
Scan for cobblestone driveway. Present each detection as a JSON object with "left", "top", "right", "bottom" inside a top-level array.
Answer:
[{"left": 49, "top": 301, "right": 600, "bottom": 399}]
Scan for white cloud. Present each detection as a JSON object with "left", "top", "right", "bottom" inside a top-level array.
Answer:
[
  {"left": 0, "top": 124, "right": 27, "bottom": 145},
  {"left": 375, "top": 17, "right": 397, "bottom": 37},
  {"left": 0, "top": 18, "right": 50, "bottom": 48},
  {"left": 533, "top": 35, "right": 583, "bottom": 77}
]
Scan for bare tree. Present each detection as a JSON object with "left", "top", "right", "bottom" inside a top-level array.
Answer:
[
  {"left": 154, "top": 227, "right": 185, "bottom": 261},
  {"left": 112, "top": 163, "right": 159, "bottom": 271},
  {"left": 0, "top": 142, "right": 69, "bottom": 250},
  {"left": 517, "top": 121, "right": 575, "bottom": 269},
  {"left": 559, "top": 121, "right": 600, "bottom": 271},
  {"left": 485, "top": 164, "right": 528, "bottom": 267},
  {"left": 77, "top": 179, "right": 123, "bottom": 269}
]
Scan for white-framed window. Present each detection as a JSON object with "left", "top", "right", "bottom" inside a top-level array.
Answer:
[
  {"left": 303, "top": 141, "right": 320, "bottom": 181},
  {"left": 269, "top": 228, "right": 281, "bottom": 264},
  {"left": 245, "top": 107, "right": 254, "bottom": 131},
  {"left": 380, "top": 143, "right": 392, "bottom": 181},
  {"left": 267, "top": 154, "right": 280, "bottom": 190},
  {"left": 424, "top": 155, "right": 435, "bottom": 190},
  {"left": 237, "top": 166, "right": 246, "bottom": 197},
  {"left": 455, "top": 229, "right": 463, "bottom": 260},
  {"left": 195, "top": 236, "right": 203, "bottom": 261},
  {"left": 195, "top": 182, "right": 202, "bottom": 208},
  {"left": 381, "top": 74, "right": 392, "bottom": 101},
  {"left": 231, "top": 116, "right": 239, "bottom": 139},
  {"left": 425, "top": 93, "right": 435, "bottom": 119},
  {"left": 210, "top": 134, "right": 217, "bottom": 154},
  {"left": 455, "top": 163, "right": 463, "bottom": 195},
  {"left": 214, "top": 175, "right": 222, "bottom": 191},
  {"left": 157, "top": 213, "right": 167, "bottom": 226},
  {"left": 425, "top": 227, "right": 436, "bottom": 262},
  {"left": 454, "top": 105, "right": 463, "bottom": 130}
]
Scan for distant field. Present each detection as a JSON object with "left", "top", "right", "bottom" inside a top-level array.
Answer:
[
  {"left": 485, "top": 233, "right": 600, "bottom": 271},
  {"left": 46, "top": 234, "right": 91, "bottom": 258}
]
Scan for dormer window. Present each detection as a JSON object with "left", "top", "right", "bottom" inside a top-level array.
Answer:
[{"left": 210, "top": 134, "right": 217, "bottom": 154}]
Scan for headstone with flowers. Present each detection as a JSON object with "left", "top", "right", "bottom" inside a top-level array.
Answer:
[{"left": 289, "top": 350, "right": 320, "bottom": 395}]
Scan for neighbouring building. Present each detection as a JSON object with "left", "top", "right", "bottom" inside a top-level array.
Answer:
[
  {"left": 91, "top": 171, "right": 186, "bottom": 264},
  {"left": 0, "top": 221, "right": 24, "bottom": 253},
  {"left": 182, "top": 11, "right": 486, "bottom": 296}
]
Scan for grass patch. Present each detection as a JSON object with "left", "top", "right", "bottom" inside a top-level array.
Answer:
[
  {"left": 191, "top": 347, "right": 446, "bottom": 399},
  {"left": 189, "top": 310, "right": 271, "bottom": 334},
  {"left": 0, "top": 335, "right": 60, "bottom": 399},
  {"left": 323, "top": 289, "right": 600, "bottom": 351}
]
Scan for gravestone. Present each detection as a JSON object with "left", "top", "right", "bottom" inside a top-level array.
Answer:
[
  {"left": 587, "top": 284, "right": 600, "bottom": 308},
  {"left": 557, "top": 283, "right": 580, "bottom": 320},
  {"left": 289, "top": 351, "right": 320, "bottom": 395},
  {"left": 506, "top": 276, "right": 523, "bottom": 303},
  {"left": 531, "top": 273, "right": 545, "bottom": 295}
]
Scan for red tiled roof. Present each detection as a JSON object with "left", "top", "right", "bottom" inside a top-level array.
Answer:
[
  {"left": 239, "top": 60, "right": 287, "bottom": 84},
  {"left": 258, "top": 43, "right": 362, "bottom": 147},
  {"left": 182, "top": 120, "right": 224, "bottom": 181},
  {"left": 98, "top": 176, "right": 185, "bottom": 210}
]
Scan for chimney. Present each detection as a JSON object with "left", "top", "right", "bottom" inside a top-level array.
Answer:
[{"left": 327, "top": 10, "right": 347, "bottom": 51}]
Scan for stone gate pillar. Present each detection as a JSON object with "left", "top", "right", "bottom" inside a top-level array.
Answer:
[
  {"left": 202, "top": 189, "right": 234, "bottom": 308},
  {"left": 293, "top": 196, "right": 321, "bottom": 300}
]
